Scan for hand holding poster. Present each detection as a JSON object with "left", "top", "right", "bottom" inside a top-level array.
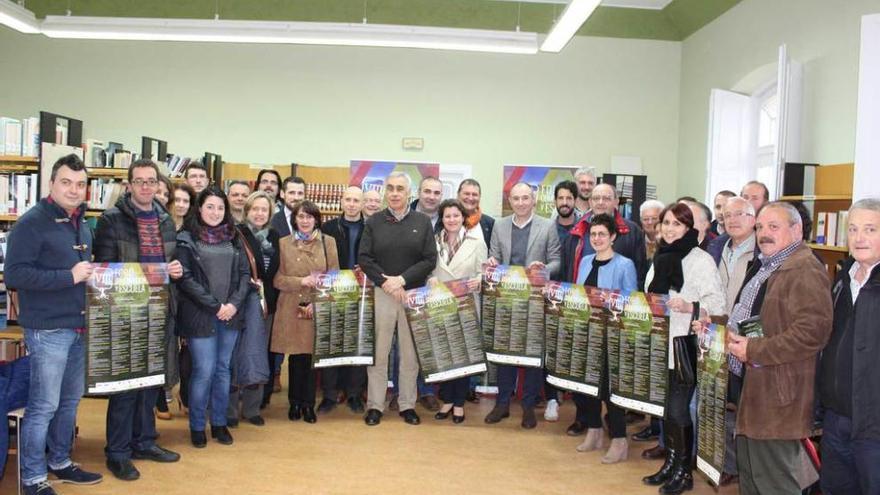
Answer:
[
  {"left": 86, "top": 263, "right": 169, "bottom": 394},
  {"left": 403, "top": 279, "right": 487, "bottom": 383},
  {"left": 608, "top": 291, "right": 669, "bottom": 417},
  {"left": 544, "top": 282, "right": 608, "bottom": 396},
  {"left": 481, "top": 264, "right": 548, "bottom": 368},
  {"left": 696, "top": 323, "right": 730, "bottom": 486},
  {"left": 312, "top": 269, "right": 375, "bottom": 368}
]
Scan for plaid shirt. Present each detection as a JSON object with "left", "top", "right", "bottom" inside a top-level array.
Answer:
[{"left": 728, "top": 240, "right": 803, "bottom": 376}]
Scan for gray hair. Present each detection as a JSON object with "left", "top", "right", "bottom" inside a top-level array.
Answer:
[
  {"left": 725, "top": 196, "right": 755, "bottom": 216},
  {"left": 386, "top": 171, "right": 412, "bottom": 191},
  {"left": 761, "top": 201, "right": 802, "bottom": 226},
  {"left": 850, "top": 198, "right": 880, "bottom": 215},
  {"left": 639, "top": 199, "right": 665, "bottom": 214},
  {"left": 574, "top": 166, "right": 596, "bottom": 180}
]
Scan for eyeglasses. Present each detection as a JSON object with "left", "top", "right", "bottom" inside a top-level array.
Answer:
[
  {"left": 723, "top": 211, "right": 753, "bottom": 220},
  {"left": 131, "top": 179, "right": 158, "bottom": 187},
  {"left": 591, "top": 196, "right": 615, "bottom": 203},
  {"left": 589, "top": 231, "right": 610, "bottom": 238},
  {"left": 259, "top": 179, "right": 278, "bottom": 186}
]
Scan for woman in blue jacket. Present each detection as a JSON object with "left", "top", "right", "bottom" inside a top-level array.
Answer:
[{"left": 574, "top": 213, "right": 637, "bottom": 464}]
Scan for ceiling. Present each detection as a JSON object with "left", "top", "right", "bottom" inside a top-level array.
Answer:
[{"left": 21, "top": 0, "right": 742, "bottom": 41}]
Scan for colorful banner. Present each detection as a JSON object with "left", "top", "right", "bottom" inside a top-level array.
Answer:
[
  {"left": 349, "top": 160, "right": 440, "bottom": 205},
  {"left": 481, "top": 264, "right": 548, "bottom": 368},
  {"left": 86, "top": 263, "right": 169, "bottom": 394},
  {"left": 696, "top": 323, "right": 730, "bottom": 486},
  {"left": 608, "top": 291, "right": 669, "bottom": 417},
  {"left": 544, "top": 283, "right": 610, "bottom": 396},
  {"left": 404, "top": 279, "right": 487, "bottom": 383},
  {"left": 312, "top": 270, "right": 375, "bottom": 368},
  {"left": 502, "top": 165, "right": 579, "bottom": 218}
]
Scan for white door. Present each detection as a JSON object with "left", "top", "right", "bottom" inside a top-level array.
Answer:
[{"left": 705, "top": 89, "right": 751, "bottom": 203}]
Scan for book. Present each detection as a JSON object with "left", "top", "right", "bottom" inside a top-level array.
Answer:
[
  {"left": 85, "top": 139, "right": 106, "bottom": 168},
  {"left": 826, "top": 212, "right": 838, "bottom": 247},
  {"left": 836, "top": 211, "right": 849, "bottom": 248},
  {"left": 0, "top": 118, "right": 22, "bottom": 155},
  {"left": 815, "top": 212, "right": 827, "bottom": 244},
  {"left": 21, "top": 117, "right": 40, "bottom": 157}
]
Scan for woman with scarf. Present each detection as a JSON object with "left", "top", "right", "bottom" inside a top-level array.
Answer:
[
  {"left": 273, "top": 200, "right": 339, "bottom": 424},
  {"left": 641, "top": 202, "right": 725, "bottom": 494},
  {"left": 573, "top": 213, "right": 638, "bottom": 463},
  {"left": 227, "top": 191, "right": 280, "bottom": 427},
  {"left": 428, "top": 199, "right": 487, "bottom": 424},
  {"left": 174, "top": 186, "right": 251, "bottom": 448}
]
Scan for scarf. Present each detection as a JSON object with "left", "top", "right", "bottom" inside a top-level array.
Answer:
[
  {"left": 198, "top": 222, "right": 234, "bottom": 244},
  {"left": 464, "top": 207, "right": 483, "bottom": 230},
  {"left": 248, "top": 222, "right": 275, "bottom": 256},
  {"left": 295, "top": 229, "right": 319, "bottom": 242},
  {"left": 647, "top": 228, "right": 699, "bottom": 294},
  {"left": 438, "top": 229, "right": 465, "bottom": 264}
]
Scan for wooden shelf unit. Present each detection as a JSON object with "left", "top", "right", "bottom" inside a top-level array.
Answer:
[
  {"left": 0, "top": 156, "right": 38, "bottom": 164},
  {"left": 86, "top": 167, "right": 129, "bottom": 178},
  {"left": 795, "top": 163, "right": 854, "bottom": 278}
]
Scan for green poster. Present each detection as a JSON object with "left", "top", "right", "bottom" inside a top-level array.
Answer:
[
  {"left": 608, "top": 291, "right": 669, "bottom": 417},
  {"left": 544, "top": 282, "right": 606, "bottom": 396},
  {"left": 86, "top": 262, "right": 169, "bottom": 394},
  {"left": 696, "top": 323, "right": 729, "bottom": 486},
  {"left": 481, "top": 265, "right": 548, "bottom": 368},
  {"left": 404, "top": 279, "right": 487, "bottom": 383},
  {"left": 312, "top": 270, "right": 375, "bottom": 368}
]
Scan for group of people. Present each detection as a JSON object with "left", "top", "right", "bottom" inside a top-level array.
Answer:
[{"left": 4, "top": 156, "right": 877, "bottom": 495}]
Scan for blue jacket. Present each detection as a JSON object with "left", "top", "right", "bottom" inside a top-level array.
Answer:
[
  {"left": 5, "top": 199, "right": 92, "bottom": 330},
  {"left": 575, "top": 253, "right": 638, "bottom": 294}
]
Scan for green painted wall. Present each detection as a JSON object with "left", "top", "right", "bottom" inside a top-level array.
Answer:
[
  {"left": 0, "top": 28, "right": 682, "bottom": 215},
  {"left": 676, "top": 0, "right": 879, "bottom": 199}
]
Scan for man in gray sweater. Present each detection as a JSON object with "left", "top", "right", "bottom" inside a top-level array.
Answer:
[{"left": 358, "top": 172, "right": 438, "bottom": 426}]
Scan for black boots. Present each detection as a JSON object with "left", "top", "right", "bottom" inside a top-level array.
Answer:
[
  {"left": 643, "top": 426, "right": 676, "bottom": 486},
  {"left": 660, "top": 425, "right": 694, "bottom": 494}
]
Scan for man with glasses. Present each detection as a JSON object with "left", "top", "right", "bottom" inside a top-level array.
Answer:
[
  {"left": 94, "top": 159, "right": 184, "bottom": 481},
  {"left": 256, "top": 169, "right": 282, "bottom": 210}
]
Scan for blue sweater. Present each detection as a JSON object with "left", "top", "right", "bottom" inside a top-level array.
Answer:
[
  {"left": 5, "top": 199, "right": 92, "bottom": 330},
  {"left": 575, "top": 252, "right": 638, "bottom": 294}
]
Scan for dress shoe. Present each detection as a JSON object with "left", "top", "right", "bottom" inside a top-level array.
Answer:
[
  {"left": 106, "top": 459, "right": 140, "bottom": 481},
  {"left": 419, "top": 395, "right": 441, "bottom": 412},
  {"left": 484, "top": 404, "right": 510, "bottom": 424},
  {"left": 22, "top": 480, "right": 57, "bottom": 495},
  {"left": 288, "top": 405, "right": 302, "bottom": 421},
  {"left": 388, "top": 395, "right": 399, "bottom": 411},
  {"left": 364, "top": 408, "right": 382, "bottom": 426},
  {"left": 566, "top": 420, "right": 587, "bottom": 436},
  {"left": 400, "top": 409, "right": 421, "bottom": 425},
  {"left": 521, "top": 407, "right": 537, "bottom": 429},
  {"left": 632, "top": 425, "right": 659, "bottom": 442},
  {"left": 576, "top": 428, "right": 604, "bottom": 452},
  {"left": 155, "top": 408, "right": 172, "bottom": 421},
  {"left": 347, "top": 396, "right": 365, "bottom": 413},
  {"left": 210, "top": 425, "right": 234, "bottom": 445},
  {"left": 642, "top": 444, "right": 667, "bottom": 460},
  {"left": 302, "top": 406, "right": 318, "bottom": 423},
  {"left": 49, "top": 463, "right": 103, "bottom": 484},
  {"left": 190, "top": 430, "right": 207, "bottom": 448},
  {"left": 466, "top": 390, "right": 480, "bottom": 403},
  {"left": 246, "top": 415, "right": 265, "bottom": 426},
  {"left": 226, "top": 417, "right": 239, "bottom": 428},
  {"left": 132, "top": 445, "right": 180, "bottom": 463},
  {"left": 434, "top": 406, "right": 453, "bottom": 420},
  {"left": 452, "top": 412, "right": 465, "bottom": 424},
  {"left": 317, "top": 397, "right": 337, "bottom": 414}
]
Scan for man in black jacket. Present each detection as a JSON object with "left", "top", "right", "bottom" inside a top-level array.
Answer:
[
  {"left": 94, "top": 160, "right": 183, "bottom": 481},
  {"left": 359, "top": 172, "right": 438, "bottom": 426},
  {"left": 457, "top": 178, "right": 494, "bottom": 250},
  {"left": 270, "top": 176, "right": 306, "bottom": 238},
  {"left": 818, "top": 198, "right": 880, "bottom": 495},
  {"left": 319, "top": 186, "right": 367, "bottom": 414}
]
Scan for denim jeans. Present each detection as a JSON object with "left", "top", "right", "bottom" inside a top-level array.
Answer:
[
  {"left": 496, "top": 365, "right": 542, "bottom": 408},
  {"left": 105, "top": 387, "right": 159, "bottom": 461},
  {"left": 21, "top": 328, "right": 85, "bottom": 486},
  {"left": 821, "top": 409, "right": 880, "bottom": 495},
  {"left": 188, "top": 320, "right": 239, "bottom": 431}
]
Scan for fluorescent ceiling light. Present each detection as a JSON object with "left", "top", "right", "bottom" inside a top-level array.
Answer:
[
  {"left": 40, "top": 16, "right": 539, "bottom": 54},
  {"left": 540, "top": 0, "right": 601, "bottom": 53},
  {"left": 0, "top": 0, "right": 39, "bottom": 34}
]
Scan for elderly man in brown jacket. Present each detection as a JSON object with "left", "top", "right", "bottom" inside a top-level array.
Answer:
[{"left": 727, "top": 201, "right": 833, "bottom": 495}]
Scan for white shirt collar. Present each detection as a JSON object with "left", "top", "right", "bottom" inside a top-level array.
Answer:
[
  {"left": 512, "top": 213, "right": 534, "bottom": 229},
  {"left": 850, "top": 259, "right": 880, "bottom": 302}
]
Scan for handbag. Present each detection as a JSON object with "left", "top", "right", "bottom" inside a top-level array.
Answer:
[{"left": 672, "top": 301, "right": 700, "bottom": 386}]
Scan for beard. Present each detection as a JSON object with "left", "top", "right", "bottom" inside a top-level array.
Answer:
[
  {"left": 578, "top": 192, "right": 590, "bottom": 201},
  {"left": 557, "top": 206, "right": 574, "bottom": 218}
]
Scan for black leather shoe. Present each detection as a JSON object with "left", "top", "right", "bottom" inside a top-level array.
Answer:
[
  {"left": 210, "top": 425, "right": 234, "bottom": 445},
  {"left": 347, "top": 396, "right": 365, "bottom": 413},
  {"left": 317, "top": 398, "right": 336, "bottom": 414},
  {"left": 642, "top": 445, "right": 668, "bottom": 459},
  {"left": 632, "top": 425, "right": 659, "bottom": 442},
  {"left": 466, "top": 390, "right": 480, "bottom": 403},
  {"left": 131, "top": 445, "right": 180, "bottom": 463},
  {"left": 288, "top": 405, "right": 302, "bottom": 421},
  {"left": 484, "top": 405, "right": 510, "bottom": 424},
  {"left": 364, "top": 408, "right": 382, "bottom": 426},
  {"left": 226, "top": 417, "right": 239, "bottom": 428},
  {"left": 521, "top": 407, "right": 537, "bottom": 429},
  {"left": 303, "top": 406, "right": 317, "bottom": 423},
  {"left": 434, "top": 408, "right": 453, "bottom": 420},
  {"left": 452, "top": 412, "right": 465, "bottom": 424},
  {"left": 190, "top": 430, "right": 207, "bottom": 448},
  {"left": 246, "top": 415, "right": 265, "bottom": 426},
  {"left": 400, "top": 409, "right": 421, "bottom": 425},
  {"left": 106, "top": 459, "right": 140, "bottom": 481},
  {"left": 566, "top": 420, "right": 587, "bottom": 436}
]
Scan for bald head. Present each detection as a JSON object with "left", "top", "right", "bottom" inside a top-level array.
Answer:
[
  {"left": 341, "top": 186, "right": 364, "bottom": 220},
  {"left": 362, "top": 189, "right": 382, "bottom": 217},
  {"left": 589, "top": 183, "right": 618, "bottom": 216},
  {"left": 509, "top": 183, "right": 535, "bottom": 219}
]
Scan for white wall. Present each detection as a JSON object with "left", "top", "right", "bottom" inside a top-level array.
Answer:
[
  {"left": 676, "top": 0, "right": 880, "bottom": 199},
  {"left": 0, "top": 28, "right": 682, "bottom": 215},
  {"left": 854, "top": 13, "right": 880, "bottom": 201}
]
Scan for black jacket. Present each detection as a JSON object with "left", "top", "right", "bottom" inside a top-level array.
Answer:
[
  {"left": 93, "top": 194, "right": 177, "bottom": 263},
  {"left": 237, "top": 225, "right": 281, "bottom": 314},
  {"left": 270, "top": 208, "right": 291, "bottom": 238},
  {"left": 819, "top": 259, "right": 880, "bottom": 440},
  {"left": 322, "top": 215, "right": 364, "bottom": 270},
  {"left": 173, "top": 230, "right": 251, "bottom": 336}
]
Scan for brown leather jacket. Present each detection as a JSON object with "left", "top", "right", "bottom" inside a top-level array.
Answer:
[{"left": 736, "top": 243, "right": 833, "bottom": 440}]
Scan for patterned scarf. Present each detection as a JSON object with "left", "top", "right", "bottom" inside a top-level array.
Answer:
[
  {"left": 295, "top": 229, "right": 319, "bottom": 242},
  {"left": 198, "top": 222, "right": 234, "bottom": 244},
  {"left": 438, "top": 228, "right": 465, "bottom": 264},
  {"left": 464, "top": 207, "right": 482, "bottom": 230},
  {"left": 248, "top": 222, "right": 275, "bottom": 256}
]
